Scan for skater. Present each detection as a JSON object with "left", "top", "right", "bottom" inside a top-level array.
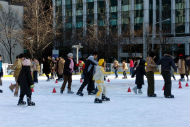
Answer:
[
  {"left": 112, "top": 60, "right": 119, "bottom": 78},
  {"left": 9, "top": 54, "right": 23, "bottom": 96},
  {"left": 146, "top": 51, "right": 157, "bottom": 97},
  {"left": 185, "top": 55, "right": 190, "bottom": 81},
  {"left": 17, "top": 55, "right": 35, "bottom": 106},
  {"left": 0, "top": 55, "right": 3, "bottom": 93},
  {"left": 178, "top": 54, "right": 186, "bottom": 81},
  {"left": 42, "top": 57, "right": 51, "bottom": 81},
  {"left": 60, "top": 53, "right": 75, "bottom": 94},
  {"left": 132, "top": 59, "right": 146, "bottom": 95},
  {"left": 93, "top": 59, "right": 110, "bottom": 103},
  {"left": 32, "top": 58, "right": 40, "bottom": 83},
  {"left": 77, "top": 52, "right": 98, "bottom": 96},
  {"left": 129, "top": 58, "right": 134, "bottom": 75},
  {"left": 122, "top": 60, "right": 128, "bottom": 79},
  {"left": 157, "top": 51, "right": 177, "bottom": 98},
  {"left": 57, "top": 57, "right": 65, "bottom": 81},
  {"left": 50, "top": 57, "right": 56, "bottom": 79}
]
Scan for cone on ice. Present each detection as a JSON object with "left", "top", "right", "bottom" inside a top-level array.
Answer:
[
  {"left": 179, "top": 82, "right": 182, "bottom": 89},
  {"left": 127, "top": 87, "right": 131, "bottom": 92},
  {"left": 31, "top": 88, "right": 34, "bottom": 92},
  {"left": 162, "top": 85, "right": 165, "bottom": 91},
  {"left": 52, "top": 88, "right": 56, "bottom": 93},
  {"left": 107, "top": 79, "right": 110, "bottom": 83},
  {"left": 185, "top": 82, "right": 189, "bottom": 87},
  {"left": 55, "top": 80, "right": 58, "bottom": 84}
]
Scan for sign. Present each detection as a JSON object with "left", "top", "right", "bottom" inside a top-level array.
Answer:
[{"left": 52, "top": 50, "right": 59, "bottom": 58}]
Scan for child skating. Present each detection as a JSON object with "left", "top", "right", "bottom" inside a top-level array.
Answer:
[{"left": 93, "top": 59, "right": 111, "bottom": 103}]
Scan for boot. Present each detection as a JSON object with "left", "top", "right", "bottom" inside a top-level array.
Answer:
[
  {"left": 76, "top": 91, "right": 84, "bottom": 96},
  {"left": 27, "top": 97, "right": 35, "bottom": 106},
  {"left": 14, "top": 86, "right": 19, "bottom": 97},
  {"left": 102, "top": 94, "right": 110, "bottom": 101},
  {"left": 132, "top": 86, "right": 137, "bottom": 94},
  {"left": 17, "top": 98, "right": 26, "bottom": 106},
  {"left": 94, "top": 98, "right": 102, "bottom": 103},
  {"left": 138, "top": 89, "right": 143, "bottom": 94},
  {"left": 60, "top": 89, "right": 64, "bottom": 94},
  {"left": 165, "top": 94, "right": 174, "bottom": 98},
  {"left": 67, "top": 90, "right": 74, "bottom": 94},
  {"left": 0, "top": 89, "right": 3, "bottom": 93}
]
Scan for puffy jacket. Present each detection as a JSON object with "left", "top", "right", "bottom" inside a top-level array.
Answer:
[{"left": 93, "top": 66, "right": 110, "bottom": 84}]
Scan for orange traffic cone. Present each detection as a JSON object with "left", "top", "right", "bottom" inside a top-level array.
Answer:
[
  {"left": 55, "top": 80, "right": 58, "bottom": 84},
  {"left": 162, "top": 85, "right": 165, "bottom": 91},
  {"left": 31, "top": 88, "right": 34, "bottom": 92},
  {"left": 185, "top": 82, "right": 189, "bottom": 87},
  {"left": 80, "top": 78, "right": 83, "bottom": 83},
  {"left": 52, "top": 88, "right": 56, "bottom": 93},
  {"left": 127, "top": 87, "right": 131, "bottom": 92},
  {"left": 107, "top": 79, "right": 110, "bottom": 83}
]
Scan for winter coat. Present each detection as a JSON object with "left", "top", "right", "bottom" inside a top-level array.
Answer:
[
  {"left": 17, "top": 66, "right": 33, "bottom": 95},
  {"left": 93, "top": 66, "right": 110, "bottom": 84},
  {"left": 58, "top": 59, "right": 65, "bottom": 75},
  {"left": 0, "top": 60, "right": 3, "bottom": 77},
  {"left": 178, "top": 59, "right": 186, "bottom": 74},
  {"left": 132, "top": 60, "right": 146, "bottom": 85},
  {"left": 122, "top": 62, "right": 128, "bottom": 71},
  {"left": 157, "top": 55, "right": 177, "bottom": 72},
  {"left": 146, "top": 57, "right": 157, "bottom": 72},
  {"left": 43, "top": 59, "right": 51, "bottom": 74},
  {"left": 130, "top": 60, "right": 134, "bottom": 68},
  {"left": 63, "top": 58, "right": 75, "bottom": 76},
  {"left": 12, "top": 59, "right": 22, "bottom": 81},
  {"left": 83, "top": 56, "right": 98, "bottom": 79}
]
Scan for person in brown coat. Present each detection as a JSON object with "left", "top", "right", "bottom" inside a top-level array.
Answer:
[
  {"left": 122, "top": 60, "right": 128, "bottom": 79},
  {"left": 57, "top": 57, "right": 65, "bottom": 80},
  {"left": 178, "top": 54, "right": 186, "bottom": 81},
  {"left": 9, "top": 54, "right": 23, "bottom": 96},
  {"left": 146, "top": 51, "right": 157, "bottom": 97}
]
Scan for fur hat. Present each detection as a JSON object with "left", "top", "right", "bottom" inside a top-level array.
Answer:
[
  {"left": 67, "top": 53, "right": 73, "bottom": 58},
  {"left": 22, "top": 59, "right": 31, "bottom": 66},
  {"left": 98, "top": 59, "right": 104, "bottom": 66}
]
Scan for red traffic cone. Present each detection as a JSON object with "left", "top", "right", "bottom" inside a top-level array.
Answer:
[
  {"left": 107, "top": 78, "right": 110, "bottom": 83},
  {"left": 179, "top": 80, "right": 181, "bottom": 85},
  {"left": 55, "top": 80, "right": 58, "bottom": 84},
  {"left": 52, "top": 88, "right": 56, "bottom": 93},
  {"left": 31, "top": 88, "right": 34, "bottom": 92},
  {"left": 127, "top": 87, "right": 131, "bottom": 92},
  {"left": 179, "top": 83, "right": 182, "bottom": 89},
  {"left": 80, "top": 78, "right": 83, "bottom": 83},
  {"left": 162, "top": 85, "right": 165, "bottom": 91},
  {"left": 185, "top": 82, "right": 189, "bottom": 87}
]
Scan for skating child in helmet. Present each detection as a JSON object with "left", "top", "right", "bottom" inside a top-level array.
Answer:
[{"left": 93, "top": 59, "right": 111, "bottom": 103}]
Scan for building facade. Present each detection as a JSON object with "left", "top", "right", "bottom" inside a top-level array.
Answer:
[{"left": 53, "top": 0, "right": 190, "bottom": 61}]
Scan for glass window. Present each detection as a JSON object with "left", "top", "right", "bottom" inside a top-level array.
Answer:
[
  {"left": 175, "top": 0, "right": 185, "bottom": 33},
  {"left": 66, "top": 0, "right": 72, "bottom": 5}
]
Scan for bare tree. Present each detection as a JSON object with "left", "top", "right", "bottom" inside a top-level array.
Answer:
[
  {"left": 21, "top": 0, "right": 55, "bottom": 58},
  {"left": 0, "top": 6, "right": 22, "bottom": 63}
]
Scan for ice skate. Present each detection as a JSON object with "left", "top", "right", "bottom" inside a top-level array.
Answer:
[
  {"left": 76, "top": 91, "right": 84, "bottom": 96},
  {"left": 27, "top": 97, "right": 35, "bottom": 106},
  {"left": 94, "top": 98, "right": 102, "bottom": 103},
  {"left": 102, "top": 95, "right": 110, "bottom": 101},
  {"left": 138, "top": 89, "right": 143, "bottom": 94},
  {"left": 17, "top": 99, "right": 26, "bottom": 106},
  {"left": 67, "top": 90, "right": 74, "bottom": 94}
]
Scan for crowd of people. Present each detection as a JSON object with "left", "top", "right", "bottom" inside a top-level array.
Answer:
[{"left": 0, "top": 50, "right": 190, "bottom": 105}]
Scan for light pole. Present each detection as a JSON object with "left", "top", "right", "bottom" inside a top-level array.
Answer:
[{"left": 72, "top": 43, "right": 83, "bottom": 64}]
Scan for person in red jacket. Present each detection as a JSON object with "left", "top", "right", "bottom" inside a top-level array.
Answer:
[{"left": 129, "top": 58, "right": 134, "bottom": 75}]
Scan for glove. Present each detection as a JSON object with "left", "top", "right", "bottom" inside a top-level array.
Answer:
[{"left": 30, "top": 84, "right": 34, "bottom": 88}]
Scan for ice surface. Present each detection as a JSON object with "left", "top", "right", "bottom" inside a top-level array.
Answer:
[{"left": 0, "top": 74, "right": 189, "bottom": 127}]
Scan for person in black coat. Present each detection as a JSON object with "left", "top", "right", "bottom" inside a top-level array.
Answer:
[
  {"left": 157, "top": 52, "right": 177, "bottom": 98},
  {"left": 42, "top": 56, "right": 51, "bottom": 81},
  {"left": 0, "top": 54, "right": 3, "bottom": 93},
  {"left": 132, "top": 59, "right": 146, "bottom": 94},
  {"left": 77, "top": 52, "right": 98, "bottom": 96},
  {"left": 60, "top": 53, "right": 76, "bottom": 94},
  {"left": 17, "top": 56, "right": 35, "bottom": 106}
]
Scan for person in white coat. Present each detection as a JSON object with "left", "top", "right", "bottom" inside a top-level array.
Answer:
[{"left": 93, "top": 59, "right": 111, "bottom": 103}]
